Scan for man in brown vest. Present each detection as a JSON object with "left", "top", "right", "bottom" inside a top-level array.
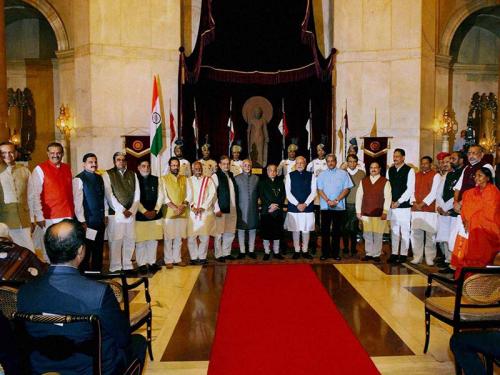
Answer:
[
  {"left": 0, "top": 142, "right": 34, "bottom": 252},
  {"left": 356, "top": 161, "right": 391, "bottom": 261},
  {"left": 103, "top": 152, "right": 140, "bottom": 272},
  {"left": 410, "top": 156, "right": 441, "bottom": 265}
]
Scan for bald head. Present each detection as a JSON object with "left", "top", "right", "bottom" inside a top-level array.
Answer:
[{"left": 45, "top": 219, "right": 85, "bottom": 264}]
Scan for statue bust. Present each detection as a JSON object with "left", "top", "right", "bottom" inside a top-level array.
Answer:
[{"left": 243, "top": 96, "right": 273, "bottom": 168}]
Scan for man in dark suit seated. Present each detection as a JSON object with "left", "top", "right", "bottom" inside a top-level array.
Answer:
[{"left": 17, "top": 219, "right": 147, "bottom": 374}]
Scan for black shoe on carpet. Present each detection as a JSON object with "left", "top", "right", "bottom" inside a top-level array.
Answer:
[
  {"left": 372, "top": 257, "right": 381, "bottom": 262},
  {"left": 215, "top": 257, "right": 226, "bottom": 263},
  {"left": 263, "top": 254, "right": 271, "bottom": 261},
  {"left": 189, "top": 259, "right": 199, "bottom": 265},
  {"left": 274, "top": 253, "right": 284, "bottom": 260},
  {"left": 237, "top": 253, "right": 246, "bottom": 259},
  {"left": 361, "top": 256, "right": 373, "bottom": 261},
  {"left": 248, "top": 252, "right": 257, "bottom": 259},
  {"left": 387, "top": 254, "right": 398, "bottom": 264},
  {"left": 302, "top": 252, "right": 313, "bottom": 260},
  {"left": 292, "top": 253, "right": 300, "bottom": 260},
  {"left": 398, "top": 255, "right": 407, "bottom": 263},
  {"left": 225, "top": 255, "right": 236, "bottom": 261},
  {"left": 333, "top": 256, "right": 341, "bottom": 261},
  {"left": 320, "top": 255, "right": 330, "bottom": 261},
  {"left": 199, "top": 259, "right": 208, "bottom": 265}
]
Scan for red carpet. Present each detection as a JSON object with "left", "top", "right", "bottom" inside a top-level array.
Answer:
[{"left": 208, "top": 264, "right": 380, "bottom": 375}]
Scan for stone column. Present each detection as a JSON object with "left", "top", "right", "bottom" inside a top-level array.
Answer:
[{"left": 0, "top": 0, "right": 9, "bottom": 140}]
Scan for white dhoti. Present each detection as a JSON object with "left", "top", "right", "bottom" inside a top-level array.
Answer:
[
  {"left": 9, "top": 227, "right": 34, "bottom": 252},
  {"left": 436, "top": 215, "right": 456, "bottom": 262},
  {"left": 284, "top": 212, "right": 315, "bottom": 232},
  {"left": 163, "top": 218, "right": 187, "bottom": 264},
  {"left": 410, "top": 211, "right": 437, "bottom": 265},
  {"left": 188, "top": 235, "right": 209, "bottom": 260},
  {"left": 107, "top": 215, "right": 136, "bottom": 272},
  {"left": 389, "top": 207, "right": 411, "bottom": 256}
]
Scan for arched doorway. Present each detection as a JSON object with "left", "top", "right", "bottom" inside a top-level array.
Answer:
[{"left": 5, "top": 0, "right": 68, "bottom": 168}]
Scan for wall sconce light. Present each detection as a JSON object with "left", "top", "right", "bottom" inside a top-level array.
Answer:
[
  {"left": 56, "top": 104, "right": 73, "bottom": 139},
  {"left": 439, "top": 108, "right": 458, "bottom": 152}
]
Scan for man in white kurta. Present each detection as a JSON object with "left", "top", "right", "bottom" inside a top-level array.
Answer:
[
  {"left": 212, "top": 156, "right": 237, "bottom": 262},
  {"left": 135, "top": 161, "right": 164, "bottom": 271},
  {"left": 103, "top": 152, "right": 140, "bottom": 272},
  {"left": 285, "top": 156, "right": 317, "bottom": 258},
  {"left": 161, "top": 157, "right": 189, "bottom": 269},
  {"left": 436, "top": 154, "right": 454, "bottom": 264},
  {"left": 0, "top": 142, "right": 34, "bottom": 252},
  {"left": 186, "top": 161, "right": 217, "bottom": 265},
  {"left": 387, "top": 149, "right": 415, "bottom": 264},
  {"left": 410, "top": 156, "right": 441, "bottom": 265}
]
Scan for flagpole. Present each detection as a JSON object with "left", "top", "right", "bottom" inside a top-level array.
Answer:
[
  {"left": 193, "top": 97, "right": 198, "bottom": 160},
  {"left": 309, "top": 98, "right": 312, "bottom": 162},
  {"left": 344, "top": 98, "right": 348, "bottom": 161},
  {"left": 282, "top": 98, "right": 285, "bottom": 159},
  {"left": 228, "top": 97, "right": 232, "bottom": 155}
]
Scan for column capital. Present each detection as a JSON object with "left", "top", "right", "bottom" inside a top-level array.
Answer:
[{"left": 435, "top": 54, "right": 453, "bottom": 69}]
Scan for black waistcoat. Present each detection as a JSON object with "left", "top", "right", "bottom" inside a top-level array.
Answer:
[
  {"left": 388, "top": 164, "right": 411, "bottom": 208},
  {"left": 136, "top": 174, "right": 161, "bottom": 221},
  {"left": 215, "top": 169, "right": 234, "bottom": 214},
  {"left": 76, "top": 170, "right": 105, "bottom": 228}
]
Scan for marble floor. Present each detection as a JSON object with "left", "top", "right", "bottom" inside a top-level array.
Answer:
[{"left": 131, "top": 259, "right": 457, "bottom": 375}]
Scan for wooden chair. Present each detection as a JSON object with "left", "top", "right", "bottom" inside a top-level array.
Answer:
[
  {"left": 85, "top": 271, "right": 154, "bottom": 361},
  {"left": 424, "top": 267, "right": 500, "bottom": 373},
  {"left": 12, "top": 312, "right": 141, "bottom": 375}
]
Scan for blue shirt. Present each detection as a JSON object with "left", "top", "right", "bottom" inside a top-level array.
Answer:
[{"left": 317, "top": 167, "right": 353, "bottom": 210}]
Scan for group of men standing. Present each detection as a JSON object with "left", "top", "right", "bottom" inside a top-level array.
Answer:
[{"left": 0, "top": 137, "right": 496, "bottom": 272}]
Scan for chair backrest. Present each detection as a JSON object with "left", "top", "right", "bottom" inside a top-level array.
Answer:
[
  {"left": 0, "top": 285, "right": 18, "bottom": 318},
  {"left": 12, "top": 312, "right": 102, "bottom": 375},
  {"left": 462, "top": 273, "right": 500, "bottom": 305}
]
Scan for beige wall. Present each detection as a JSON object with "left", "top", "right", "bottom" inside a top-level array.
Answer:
[{"left": 334, "top": 0, "right": 425, "bottom": 165}]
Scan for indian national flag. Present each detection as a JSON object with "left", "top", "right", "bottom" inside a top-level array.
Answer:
[{"left": 150, "top": 76, "right": 163, "bottom": 156}]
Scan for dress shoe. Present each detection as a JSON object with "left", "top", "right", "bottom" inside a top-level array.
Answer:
[
  {"left": 225, "top": 255, "right": 236, "bottom": 261},
  {"left": 174, "top": 261, "right": 187, "bottom": 267},
  {"left": 398, "top": 255, "right": 407, "bottom": 263},
  {"left": 361, "top": 256, "right": 373, "bottom": 261},
  {"left": 188, "top": 260, "right": 198, "bottom": 266},
  {"left": 410, "top": 259, "right": 421, "bottom": 265},
  {"left": 438, "top": 266, "right": 454, "bottom": 274},
  {"left": 138, "top": 265, "right": 149, "bottom": 274},
  {"left": 248, "top": 252, "right": 257, "bottom": 259},
  {"left": 302, "top": 252, "right": 313, "bottom": 260},
  {"left": 215, "top": 257, "right": 226, "bottom": 263},
  {"left": 333, "top": 256, "right": 342, "bottom": 261},
  {"left": 237, "top": 253, "right": 246, "bottom": 259},
  {"left": 292, "top": 252, "right": 300, "bottom": 259},
  {"left": 320, "top": 255, "right": 330, "bottom": 261},
  {"left": 199, "top": 259, "right": 208, "bottom": 265},
  {"left": 263, "top": 254, "right": 271, "bottom": 261},
  {"left": 372, "top": 256, "right": 381, "bottom": 262},
  {"left": 387, "top": 254, "right": 399, "bottom": 264},
  {"left": 274, "top": 253, "right": 284, "bottom": 260},
  {"left": 166, "top": 263, "right": 174, "bottom": 269}
]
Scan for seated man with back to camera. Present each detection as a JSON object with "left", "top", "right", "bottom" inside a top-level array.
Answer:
[{"left": 17, "top": 219, "right": 147, "bottom": 374}]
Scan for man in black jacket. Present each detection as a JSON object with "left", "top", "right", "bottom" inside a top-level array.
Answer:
[{"left": 258, "top": 164, "right": 286, "bottom": 260}]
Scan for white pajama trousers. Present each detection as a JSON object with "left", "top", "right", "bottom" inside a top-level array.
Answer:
[
  {"left": 164, "top": 237, "right": 183, "bottom": 264},
  {"left": 214, "top": 232, "right": 235, "bottom": 258},
  {"left": 238, "top": 229, "right": 256, "bottom": 253},
  {"left": 135, "top": 240, "right": 158, "bottom": 266},
  {"left": 263, "top": 239, "right": 280, "bottom": 254},
  {"left": 188, "top": 235, "right": 209, "bottom": 260},
  {"left": 363, "top": 232, "right": 383, "bottom": 257},
  {"left": 292, "top": 231, "right": 310, "bottom": 252},
  {"left": 410, "top": 229, "right": 436, "bottom": 265}
]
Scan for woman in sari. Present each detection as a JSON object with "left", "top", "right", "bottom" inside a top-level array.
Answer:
[{"left": 451, "top": 167, "right": 500, "bottom": 278}]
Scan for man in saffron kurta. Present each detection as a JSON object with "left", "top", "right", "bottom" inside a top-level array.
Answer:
[
  {"left": 30, "top": 142, "right": 74, "bottom": 261},
  {"left": 186, "top": 161, "right": 217, "bottom": 264},
  {"left": 161, "top": 157, "right": 189, "bottom": 268},
  {"left": 451, "top": 169, "right": 500, "bottom": 277},
  {"left": 410, "top": 156, "right": 441, "bottom": 265},
  {"left": 103, "top": 152, "right": 140, "bottom": 272}
]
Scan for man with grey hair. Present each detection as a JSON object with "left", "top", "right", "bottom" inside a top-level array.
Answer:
[
  {"left": 285, "top": 155, "right": 317, "bottom": 259},
  {"left": 103, "top": 152, "right": 140, "bottom": 272},
  {"left": 235, "top": 159, "right": 259, "bottom": 259}
]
